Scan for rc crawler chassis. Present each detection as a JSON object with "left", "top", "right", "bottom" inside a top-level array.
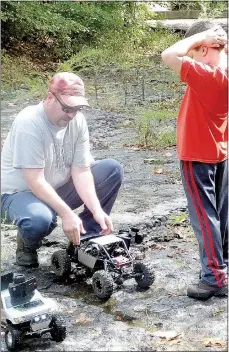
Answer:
[{"left": 51, "top": 229, "right": 155, "bottom": 299}]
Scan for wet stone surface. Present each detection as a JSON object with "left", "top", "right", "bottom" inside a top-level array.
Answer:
[{"left": 1, "top": 99, "right": 227, "bottom": 351}]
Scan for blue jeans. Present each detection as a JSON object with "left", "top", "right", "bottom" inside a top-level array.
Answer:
[{"left": 1, "top": 159, "right": 124, "bottom": 249}]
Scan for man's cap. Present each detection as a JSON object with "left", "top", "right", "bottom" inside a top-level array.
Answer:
[{"left": 48, "top": 72, "right": 89, "bottom": 106}]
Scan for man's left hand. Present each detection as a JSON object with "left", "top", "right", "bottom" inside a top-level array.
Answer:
[{"left": 93, "top": 209, "right": 114, "bottom": 235}]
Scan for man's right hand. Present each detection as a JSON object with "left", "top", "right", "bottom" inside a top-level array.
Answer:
[{"left": 61, "top": 212, "right": 86, "bottom": 246}]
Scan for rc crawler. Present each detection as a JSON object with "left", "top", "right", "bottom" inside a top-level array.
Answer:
[{"left": 51, "top": 228, "right": 155, "bottom": 299}]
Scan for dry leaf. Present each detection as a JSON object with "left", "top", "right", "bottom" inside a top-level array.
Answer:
[
  {"left": 204, "top": 338, "right": 227, "bottom": 348},
  {"left": 67, "top": 310, "right": 74, "bottom": 314},
  {"left": 75, "top": 313, "right": 89, "bottom": 325},
  {"left": 168, "top": 338, "right": 181, "bottom": 345},
  {"left": 153, "top": 168, "right": 164, "bottom": 174},
  {"left": 116, "top": 315, "right": 122, "bottom": 321},
  {"left": 154, "top": 330, "right": 180, "bottom": 341}
]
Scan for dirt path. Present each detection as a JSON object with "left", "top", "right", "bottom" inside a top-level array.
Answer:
[{"left": 1, "top": 99, "right": 227, "bottom": 352}]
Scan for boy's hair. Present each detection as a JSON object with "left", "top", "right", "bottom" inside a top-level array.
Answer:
[
  {"left": 184, "top": 20, "right": 217, "bottom": 38},
  {"left": 185, "top": 20, "right": 226, "bottom": 51}
]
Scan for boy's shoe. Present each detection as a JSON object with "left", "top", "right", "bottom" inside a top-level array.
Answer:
[
  {"left": 187, "top": 281, "right": 228, "bottom": 300},
  {"left": 16, "top": 233, "right": 39, "bottom": 268}
]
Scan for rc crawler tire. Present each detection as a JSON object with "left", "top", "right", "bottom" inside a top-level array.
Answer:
[
  {"left": 92, "top": 270, "right": 114, "bottom": 299},
  {"left": 134, "top": 262, "right": 155, "bottom": 288},
  {"left": 50, "top": 314, "right": 67, "bottom": 342},
  {"left": 51, "top": 250, "right": 71, "bottom": 279},
  {"left": 5, "top": 325, "right": 23, "bottom": 351}
]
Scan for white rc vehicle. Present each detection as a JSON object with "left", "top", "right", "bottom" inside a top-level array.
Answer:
[{"left": 1, "top": 272, "right": 66, "bottom": 351}]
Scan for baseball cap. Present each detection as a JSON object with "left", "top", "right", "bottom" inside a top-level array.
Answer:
[{"left": 48, "top": 72, "right": 89, "bottom": 107}]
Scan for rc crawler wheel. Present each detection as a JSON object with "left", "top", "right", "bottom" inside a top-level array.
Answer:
[
  {"left": 51, "top": 250, "right": 71, "bottom": 279},
  {"left": 50, "top": 314, "right": 66, "bottom": 342},
  {"left": 134, "top": 262, "right": 155, "bottom": 288},
  {"left": 92, "top": 270, "right": 114, "bottom": 299},
  {"left": 5, "top": 325, "right": 23, "bottom": 351}
]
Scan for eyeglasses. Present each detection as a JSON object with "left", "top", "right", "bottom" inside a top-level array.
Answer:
[{"left": 52, "top": 93, "right": 88, "bottom": 114}]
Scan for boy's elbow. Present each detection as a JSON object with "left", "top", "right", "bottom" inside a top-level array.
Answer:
[{"left": 161, "top": 50, "right": 170, "bottom": 64}]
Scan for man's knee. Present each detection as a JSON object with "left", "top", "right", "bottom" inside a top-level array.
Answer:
[
  {"left": 98, "top": 158, "right": 124, "bottom": 184},
  {"left": 17, "top": 212, "right": 57, "bottom": 241}
]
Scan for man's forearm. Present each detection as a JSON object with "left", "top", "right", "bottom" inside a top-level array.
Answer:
[
  {"left": 71, "top": 167, "right": 101, "bottom": 215},
  {"left": 28, "top": 179, "right": 72, "bottom": 217}
]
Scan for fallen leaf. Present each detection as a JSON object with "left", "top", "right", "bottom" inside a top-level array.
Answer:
[
  {"left": 164, "top": 152, "right": 172, "bottom": 157},
  {"left": 204, "top": 338, "right": 227, "bottom": 348},
  {"left": 127, "top": 146, "right": 141, "bottom": 151},
  {"left": 67, "top": 310, "right": 74, "bottom": 314},
  {"left": 154, "top": 330, "right": 181, "bottom": 341},
  {"left": 144, "top": 158, "right": 162, "bottom": 164},
  {"left": 153, "top": 168, "right": 164, "bottom": 174},
  {"left": 75, "top": 313, "right": 89, "bottom": 325},
  {"left": 168, "top": 338, "right": 181, "bottom": 345},
  {"left": 116, "top": 315, "right": 122, "bottom": 321},
  {"left": 173, "top": 229, "right": 185, "bottom": 239}
]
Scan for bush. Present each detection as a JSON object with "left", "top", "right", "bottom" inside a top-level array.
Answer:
[
  {"left": 1, "top": 2, "right": 150, "bottom": 62},
  {"left": 1, "top": 51, "right": 48, "bottom": 99}
]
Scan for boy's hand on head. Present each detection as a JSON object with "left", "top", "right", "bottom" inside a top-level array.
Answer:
[{"left": 202, "top": 27, "right": 227, "bottom": 48}]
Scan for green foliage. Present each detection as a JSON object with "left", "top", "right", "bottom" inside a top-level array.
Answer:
[
  {"left": 57, "top": 29, "right": 181, "bottom": 74},
  {"left": 1, "top": 51, "right": 48, "bottom": 99},
  {"left": 134, "top": 102, "right": 178, "bottom": 148},
  {"left": 1, "top": 1, "right": 150, "bottom": 62},
  {"left": 159, "top": 1, "right": 202, "bottom": 11},
  {"left": 155, "top": 0, "right": 227, "bottom": 17},
  {"left": 198, "top": 1, "right": 227, "bottom": 19},
  {"left": 168, "top": 213, "right": 188, "bottom": 225}
]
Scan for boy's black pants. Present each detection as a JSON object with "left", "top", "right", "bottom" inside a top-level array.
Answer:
[{"left": 180, "top": 160, "right": 228, "bottom": 288}]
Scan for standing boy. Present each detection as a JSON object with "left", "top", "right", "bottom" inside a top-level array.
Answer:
[{"left": 161, "top": 21, "right": 228, "bottom": 299}]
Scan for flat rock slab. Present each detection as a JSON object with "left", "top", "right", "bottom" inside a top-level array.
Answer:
[{"left": 147, "top": 18, "right": 228, "bottom": 32}]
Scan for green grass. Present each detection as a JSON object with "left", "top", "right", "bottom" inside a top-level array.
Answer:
[
  {"left": 133, "top": 100, "right": 179, "bottom": 148},
  {"left": 168, "top": 213, "right": 189, "bottom": 226},
  {"left": 1, "top": 52, "right": 51, "bottom": 101}
]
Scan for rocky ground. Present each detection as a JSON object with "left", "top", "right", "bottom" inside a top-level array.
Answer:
[{"left": 1, "top": 97, "right": 227, "bottom": 352}]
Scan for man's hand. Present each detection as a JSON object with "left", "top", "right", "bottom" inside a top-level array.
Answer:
[
  {"left": 61, "top": 212, "right": 86, "bottom": 245},
  {"left": 202, "top": 27, "right": 227, "bottom": 48},
  {"left": 93, "top": 209, "right": 114, "bottom": 235}
]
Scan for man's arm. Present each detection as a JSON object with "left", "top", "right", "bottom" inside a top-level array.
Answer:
[
  {"left": 161, "top": 27, "right": 227, "bottom": 73},
  {"left": 71, "top": 166, "right": 114, "bottom": 235},
  {"left": 23, "top": 168, "right": 85, "bottom": 245}
]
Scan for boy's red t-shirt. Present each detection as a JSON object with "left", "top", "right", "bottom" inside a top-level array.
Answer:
[{"left": 177, "top": 56, "right": 228, "bottom": 163}]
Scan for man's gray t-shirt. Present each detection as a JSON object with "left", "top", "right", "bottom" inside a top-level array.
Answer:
[{"left": 1, "top": 102, "right": 93, "bottom": 194}]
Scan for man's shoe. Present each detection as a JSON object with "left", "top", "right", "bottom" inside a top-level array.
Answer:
[
  {"left": 187, "top": 281, "right": 228, "bottom": 300},
  {"left": 16, "top": 233, "right": 39, "bottom": 268}
]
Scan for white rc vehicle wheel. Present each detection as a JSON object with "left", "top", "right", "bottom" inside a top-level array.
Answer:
[{"left": 5, "top": 325, "right": 23, "bottom": 351}]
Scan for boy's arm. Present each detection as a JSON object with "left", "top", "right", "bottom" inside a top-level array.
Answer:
[{"left": 161, "top": 26, "right": 226, "bottom": 74}]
